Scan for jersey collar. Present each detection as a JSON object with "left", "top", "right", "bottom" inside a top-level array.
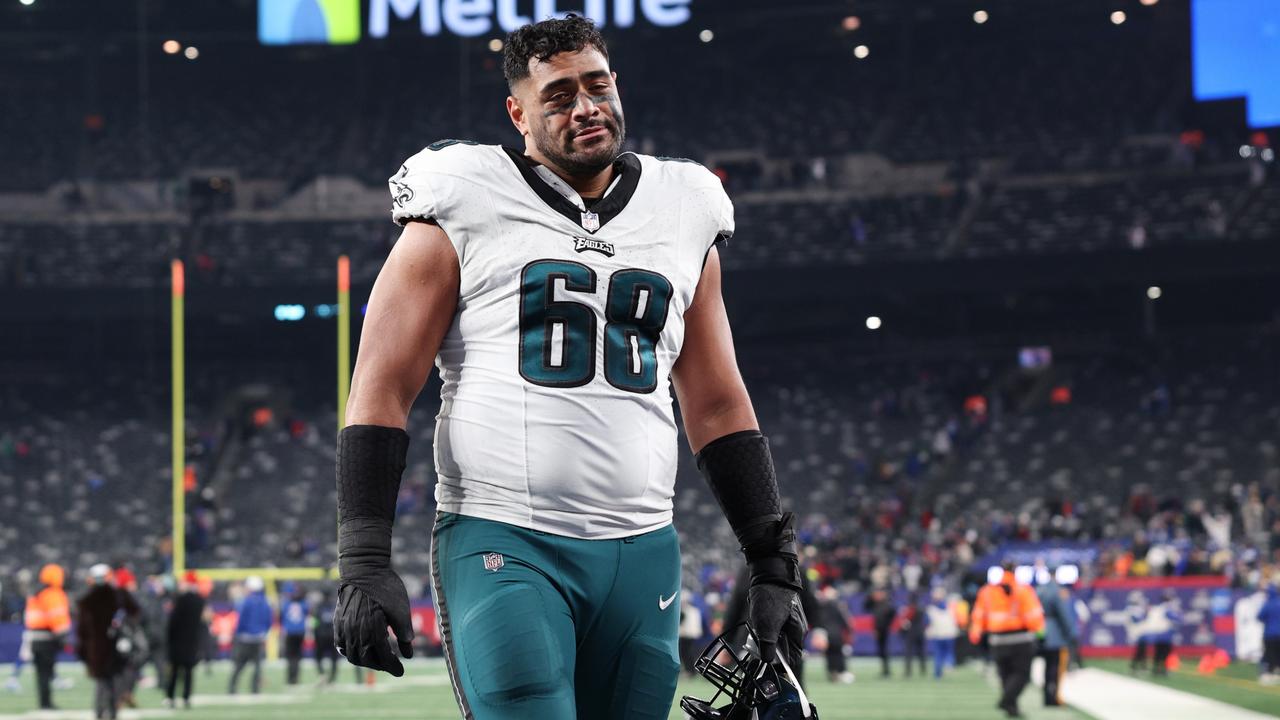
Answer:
[{"left": 502, "top": 148, "right": 642, "bottom": 234}]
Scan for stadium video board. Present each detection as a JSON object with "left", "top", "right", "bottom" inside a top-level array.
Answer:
[
  {"left": 260, "top": 0, "right": 693, "bottom": 45},
  {"left": 260, "top": 0, "right": 362, "bottom": 44},
  {"left": 1192, "top": 0, "right": 1280, "bottom": 128}
]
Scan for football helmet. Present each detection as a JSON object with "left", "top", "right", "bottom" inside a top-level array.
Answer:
[{"left": 680, "top": 623, "right": 818, "bottom": 720}]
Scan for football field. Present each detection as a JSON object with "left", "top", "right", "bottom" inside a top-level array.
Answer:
[{"left": 0, "top": 658, "right": 1092, "bottom": 719}]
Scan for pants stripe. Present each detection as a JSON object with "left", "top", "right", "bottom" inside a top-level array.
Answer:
[
  {"left": 1058, "top": 648, "right": 1067, "bottom": 703},
  {"left": 430, "top": 517, "right": 474, "bottom": 720}
]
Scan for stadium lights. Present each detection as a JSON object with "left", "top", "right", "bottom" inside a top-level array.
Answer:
[
  {"left": 1140, "top": 0, "right": 1159, "bottom": 5},
  {"left": 162, "top": 40, "right": 181, "bottom": 55},
  {"left": 19, "top": 0, "right": 35, "bottom": 6},
  {"left": 1147, "top": 286, "right": 1162, "bottom": 300},
  {"left": 488, "top": 38, "right": 503, "bottom": 52},
  {"left": 865, "top": 316, "right": 882, "bottom": 330},
  {"left": 1111, "top": 10, "right": 1127, "bottom": 25},
  {"left": 184, "top": 46, "right": 200, "bottom": 60},
  {"left": 699, "top": 29, "right": 714, "bottom": 43},
  {"left": 973, "top": 10, "right": 989, "bottom": 24},
  {"left": 842, "top": 16, "right": 861, "bottom": 32},
  {"left": 853, "top": 44, "right": 870, "bottom": 60}
]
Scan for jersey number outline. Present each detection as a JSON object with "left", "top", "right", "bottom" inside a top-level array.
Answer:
[{"left": 519, "top": 260, "right": 673, "bottom": 394}]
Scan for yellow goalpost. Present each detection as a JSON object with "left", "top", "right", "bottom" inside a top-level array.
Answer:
[{"left": 169, "top": 256, "right": 352, "bottom": 658}]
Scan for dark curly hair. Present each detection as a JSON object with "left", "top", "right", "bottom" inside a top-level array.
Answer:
[{"left": 503, "top": 14, "right": 609, "bottom": 90}]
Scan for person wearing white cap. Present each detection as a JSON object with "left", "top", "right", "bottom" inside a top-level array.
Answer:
[
  {"left": 77, "top": 563, "right": 138, "bottom": 719},
  {"left": 228, "top": 577, "right": 272, "bottom": 694}
]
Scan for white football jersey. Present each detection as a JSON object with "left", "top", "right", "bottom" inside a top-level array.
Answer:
[{"left": 389, "top": 141, "right": 734, "bottom": 539}]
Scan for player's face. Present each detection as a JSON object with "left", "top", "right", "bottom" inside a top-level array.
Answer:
[{"left": 510, "top": 48, "right": 625, "bottom": 178}]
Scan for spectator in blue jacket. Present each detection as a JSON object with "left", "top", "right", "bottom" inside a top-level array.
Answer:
[
  {"left": 280, "top": 584, "right": 309, "bottom": 686},
  {"left": 1037, "top": 576, "right": 1078, "bottom": 706},
  {"left": 1258, "top": 580, "right": 1280, "bottom": 684},
  {"left": 228, "top": 577, "right": 272, "bottom": 694}
]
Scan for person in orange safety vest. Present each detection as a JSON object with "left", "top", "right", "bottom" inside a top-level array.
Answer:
[
  {"left": 969, "top": 562, "right": 1044, "bottom": 718},
  {"left": 24, "top": 564, "right": 71, "bottom": 711}
]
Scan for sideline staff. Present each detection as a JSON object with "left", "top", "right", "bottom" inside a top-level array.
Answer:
[
  {"left": 970, "top": 562, "right": 1044, "bottom": 718},
  {"left": 24, "top": 564, "right": 71, "bottom": 711}
]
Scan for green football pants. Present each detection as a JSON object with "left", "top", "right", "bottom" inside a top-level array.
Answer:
[{"left": 429, "top": 512, "right": 682, "bottom": 720}]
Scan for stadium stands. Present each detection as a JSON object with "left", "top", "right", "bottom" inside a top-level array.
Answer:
[
  {"left": 1, "top": 157, "right": 1272, "bottom": 287},
  {"left": 3, "top": 332, "right": 1276, "bottom": 599},
  {"left": 0, "top": 3, "right": 1272, "bottom": 277}
]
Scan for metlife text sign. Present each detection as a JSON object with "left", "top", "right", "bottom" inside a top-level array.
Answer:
[
  {"left": 369, "top": 0, "right": 692, "bottom": 38},
  {"left": 262, "top": 0, "right": 692, "bottom": 45}
]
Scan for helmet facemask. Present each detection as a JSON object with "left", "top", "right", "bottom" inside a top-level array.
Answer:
[{"left": 680, "top": 623, "right": 816, "bottom": 720}]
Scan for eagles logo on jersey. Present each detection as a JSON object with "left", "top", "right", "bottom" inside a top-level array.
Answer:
[
  {"left": 387, "top": 141, "right": 734, "bottom": 541},
  {"left": 389, "top": 164, "right": 414, "bottom": 208}
]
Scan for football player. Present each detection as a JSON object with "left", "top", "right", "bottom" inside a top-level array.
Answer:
[{"left": 333, "top": 15, "right": 805, "bottom": 719}]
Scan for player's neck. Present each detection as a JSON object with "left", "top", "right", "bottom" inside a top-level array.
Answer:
[
  {"left": 526, "top": 152, "right": 615, "bottom": 200},
  {"left": 564, "top": 167, "right": 614, "bottom": 200}
]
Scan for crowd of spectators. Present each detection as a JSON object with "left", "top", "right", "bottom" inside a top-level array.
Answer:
[
  {"left": 751, "top": 334, "right": 1280, "bottom": 599},
  {"left": 2, "top": 330, "right": 1277, "bottom": 603}
]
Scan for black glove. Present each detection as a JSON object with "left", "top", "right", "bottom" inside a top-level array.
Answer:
[
  {"left": 748, "top": 582, "right": 806, "bottom": 667},
  {"left": 334, "top": 519, "right": 415, "bottom": 676},
  {"left": 741, "top": 512, "right": 807, "bottom": 664},
  {"left": 334, "top": 425, "right": 415, "bottom": 677}
]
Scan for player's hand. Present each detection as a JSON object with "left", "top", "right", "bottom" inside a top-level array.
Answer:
[
  {"left": 334, "top": 566, "right": 415, "bottom": 677},
  {"left": 748, "top": 581, "right": 807, "bottom": 668}
]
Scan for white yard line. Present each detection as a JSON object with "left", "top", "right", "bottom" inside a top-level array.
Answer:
[
  {"left": 8, "top": 693, "right": 306, "bottom": 720},
  {"left": 5, "top": 668, "right": 452, "bottom": 719},
  {"left": 1061, "top": 668, "right": 1276, "bottom": 720}
]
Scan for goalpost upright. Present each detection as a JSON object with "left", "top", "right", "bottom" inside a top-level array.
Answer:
[
  {"left": 170, "top": 256, "right": 352, "bottom": 583},
  {"left": 171, "top": 260, "right": 186, "bottom": 576},
  {"left": 338, "top": 255, "right": 351, "bottom": 433}
]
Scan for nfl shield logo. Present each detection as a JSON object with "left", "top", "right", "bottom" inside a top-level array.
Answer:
[
  {"left": 482, "top": 552, "right": 504, "bottom": 572},
  {"left": 580, "top": 211, "right": 600, "bottom": 233}
]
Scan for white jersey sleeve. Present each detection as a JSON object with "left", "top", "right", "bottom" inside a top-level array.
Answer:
[
  {"left": 641, "top": 156, "right": 735, "bottom": 272},
  {"left": 707, "top": 167, "right": 736, "bottom": 240},
  {"left": 388, "top": 150, "right": 444, "bottom": 226},
  {"left": 388, "top": 139, "right": 503, "bottom": 262}
]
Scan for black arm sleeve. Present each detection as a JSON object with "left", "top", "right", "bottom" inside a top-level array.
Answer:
[
  {"left": 337, "top": 425, "right": 409, "bottom": 522},
  {"left": 696, "top": 430, "right": 801, "bottom": 590},
  {"left": 695, "top": 430, "right": 781, "bottom": 534},
  {"left": 336, "top": 425, "right": 409, "bottom": 574}
]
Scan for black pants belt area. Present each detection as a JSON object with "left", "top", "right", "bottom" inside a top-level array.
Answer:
[{"left": 992, "top": 638, "right": 1035, "bottom": 713}]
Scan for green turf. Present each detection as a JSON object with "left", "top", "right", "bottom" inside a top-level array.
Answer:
[
  {"left": 1091, "top": 659, "right": 1280, "bottom": 717},
  {"left": 0, "top": 658, "right": 1092, "bottom": 719}
]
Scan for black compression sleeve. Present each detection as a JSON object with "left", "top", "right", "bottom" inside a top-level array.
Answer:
[
  {"left": 696, "top": 430, "right": 801, "bottom": 590},
  {"left": 336, "top": 425, "right": 409, "bottom": 574},
  {"left": 337, "top": 425, "right": 409, "bottom": 523},
  {"left": 695, "top": 430, "right": 781, "bottom": 534}
]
